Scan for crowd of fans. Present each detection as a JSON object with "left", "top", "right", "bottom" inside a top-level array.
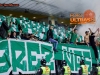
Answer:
[
  {"left": 0, "top": 14, "right": 100, "bottom": 63},
  {"left": 0, "top": 14, "right": 100, "bottom": 75},
  {"left": 0, "top": 15, "right": 100, "bottom": 47}
]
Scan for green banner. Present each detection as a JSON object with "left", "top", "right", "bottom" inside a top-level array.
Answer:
[{"left": 0, "top": 39, "right": 99, "bottom": 74}]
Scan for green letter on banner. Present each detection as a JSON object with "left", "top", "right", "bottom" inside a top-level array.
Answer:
[
  {"left": 27, "top": 42, "right": 40, "bottom": 72},
  {"left": 41, "top": 44, "right": 55, "bottom": 73},
  {"left": 0, "top": 41, "right": 10, "bottom": 73},
  {"left": 74, "top": 49, "right": 82, "bottom": 71},
  {"left": 11, "top": 41, "right": 27, "bottom": 72},
  {"left": 62, "top": 46, "right": 74, "bottom": 71}
]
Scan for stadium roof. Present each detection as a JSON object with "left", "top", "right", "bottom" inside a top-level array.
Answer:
[{"left": 0, "top": 0, "right": 100, "bottom": 18}]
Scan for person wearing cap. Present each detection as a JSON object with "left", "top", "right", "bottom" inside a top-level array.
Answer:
[
  {"left": 36, "top": 59, "right": 51, "bottom": 75},
  {"left": 79, "top": 60, "right": 88, "bottom": 75},
  {"left": 60, "top": 60, "right": 71, "bottom": 75}
]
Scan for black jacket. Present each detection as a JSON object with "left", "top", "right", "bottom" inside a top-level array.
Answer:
[
  {"left": 47, "top": 29, "right": 53, "bottom": 41},
  {"left": 89, "top": 35, "right": 95, "bottom": 45},
  {"left": 0, "top": 21, "right": 11, "bottom": 39}
]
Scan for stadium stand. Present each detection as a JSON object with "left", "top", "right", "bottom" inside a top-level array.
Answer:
[
  {"left": 0, "top": 14, "right": 85, "bottom": 44},
  {"left": 1, "top": 0, "right": 100, "bottom": 74},
  {"left": 0, "top": 14, "right": 99, "bottom": 75},
  {"left": 0, "top": 14, "right": 83, "bottom": 43}
]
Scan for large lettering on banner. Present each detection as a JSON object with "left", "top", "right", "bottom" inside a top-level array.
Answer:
[
  {"left": 0, "top": 41, "right": 11, "bottom": 75},
  {"left": 27, "top": 42, "right": 40, "bottom": 73},
  {"left": 61, "top": 45, "right": 92, "bottom": 73},
  {"left": 11, "top": 41, "right": 27, "bottom": 74},
  {"left": 62, "top": 46, "right": 74, "bottom": 71},
  {"left": 0, "top": 39, "right": 99, "bottom": 74},
  {"left": 10, "top": 40, "right": 54, "bottom": 74},
  {"left": 41, "top": 44, "right": 55, "bottom": 73}
]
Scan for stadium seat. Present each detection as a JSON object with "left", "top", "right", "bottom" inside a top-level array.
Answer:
[{"left": 10, "top": 24, "right": 19, "bottom": 32}]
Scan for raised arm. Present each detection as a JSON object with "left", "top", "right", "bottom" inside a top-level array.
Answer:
[
  {"left": 94, "top": 28, "right": 99, "bottom": 34},
  {"left": 95, "top": 28, "right": 99, "bottom": 37},
  {"left": 88, "top": 28, "right": 92, "bottom": 35},
  {"left": 72, "top": 25, "right": 77, "bottom": 32}
]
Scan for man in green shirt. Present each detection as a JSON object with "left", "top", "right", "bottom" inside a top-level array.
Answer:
[{"left": 70, "top": 25, "right": 78, "bottom": 44}]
